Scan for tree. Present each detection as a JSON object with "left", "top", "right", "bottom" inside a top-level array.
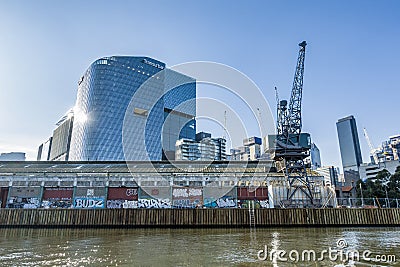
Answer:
[
  {"left": 388, "top": 166, "right": 400, "bottom": 198},
  {"left": 356, "top": 168, "right": 400, "bottom": 202}
]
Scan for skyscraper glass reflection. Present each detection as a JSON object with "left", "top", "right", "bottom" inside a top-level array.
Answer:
[
  {"left": 68, "top": 56, "right": 196, "bottom": 161},
  {"left": 336, "top": 115, "right": 363, "bottom": 171}
]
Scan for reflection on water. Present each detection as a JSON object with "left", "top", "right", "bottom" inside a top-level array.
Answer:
[{"left": 0, "top": 227, "right": 398, "bottom": 266}]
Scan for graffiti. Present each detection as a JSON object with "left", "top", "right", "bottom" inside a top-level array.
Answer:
[
  {"left": 203, "top": 198, "right": 217, "bottom": 208},
  {"left": 189, "top": 188, "right": 202, "bottom": 196},
  {"left": 172, "top": 188, "right": 188, "bottom": 198},
  {"left": 42, "top": 200, "right": 72, "bottom": 209},
  {"left": 87, "top": 189, "right": 95, "bottom": 196},
  {"left": 172, "top": 187, "right": 203, "bottom": 208},
  {"left": 126, "top": 188, "right": 138, "bottom": 197},
  {"left": 23, "top": 203, "right": 38, "bottom": 209},
  {"left": 172, "top": 188, "right": 202, "bottom": 198},
  {"left": 123, "top": 200, "right": 138, "bottom": 209},
  {"left": 7, "top": 197, "right": 40, "bottom": 209},
  {"left": 108, "top": 187, "right": 138, "bottom": 201},
  {"left": 204, "top": 197, "right": 237, "bottom": 208},
  {"left": 107, "top": 200, "right": 124, "bottom": 209},
  {"left": 216, "top": 197, "right": 236, "bottom": 208},
  {"left": 107, "top": 200, "right": 138, "bottom": 209},
  {"left": 238, "top": 199, "right": 271, "bottom": 209},
  {"left": 173, "top": 199, "right": 201, "bottom": 208},
  {"left": 74, "top": 198, "right": 105, "bottom": 208},
  {"left": 137, "top": 199, "right": 171, "bottom": 209},
  {"left": 259, "top": 200, "right": 270, "bottom": 208}
]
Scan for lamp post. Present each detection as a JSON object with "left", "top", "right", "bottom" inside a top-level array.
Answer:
[
  {"left": 359, "top": 182, "right": 364, "bottom": 207},
  {"left": 384, "top": 184, "right": 390, "bottom": 208}
]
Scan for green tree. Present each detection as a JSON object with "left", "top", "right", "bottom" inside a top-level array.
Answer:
[
  {"left": 387, "top": 166, "right": 400, "bottom": 199},
  {"left": 356, "top": 169, "right": 397, "bottom": 201},
  {"left": 374, "top": 169, "right": 391, "bottom": 198}
]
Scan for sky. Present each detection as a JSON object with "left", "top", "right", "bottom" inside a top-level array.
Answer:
[{"left": 0, "top": 0, "right": 399, "bottom": 168}]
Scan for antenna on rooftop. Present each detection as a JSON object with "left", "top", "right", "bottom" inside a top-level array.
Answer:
[{"left": 223, "top": 110, "right": 227, "bottom": 139}]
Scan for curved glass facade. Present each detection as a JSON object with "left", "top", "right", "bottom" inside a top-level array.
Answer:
[{"left": 69, "top": 56, "right": 196, "bottom": 161}]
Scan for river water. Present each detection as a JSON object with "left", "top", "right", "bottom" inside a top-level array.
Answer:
[{"left": 0, "top": 227, "right": 398, "bottom": 266}]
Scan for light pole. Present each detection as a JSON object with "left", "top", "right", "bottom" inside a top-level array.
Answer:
[
  {"left": 359, "top": 182, "right": 364, "bottom": 207},
  {"left": 384, "top": 184, "right": 390, "bottom": 208}
]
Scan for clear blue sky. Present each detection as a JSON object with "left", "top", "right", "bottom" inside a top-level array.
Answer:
[{"left": 0, "top": 0, "right": 399, "bottom": 168}]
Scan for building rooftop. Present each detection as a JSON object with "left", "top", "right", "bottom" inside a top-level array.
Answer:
[
  {"left": 337, "top": 115, "right": 355, "bottom": 123},
  {"left": 341, "top": 186, "right": 353, "bottom": 192},
  {"left": 0, "top": 160, "right": 275, "bottom": 175}
]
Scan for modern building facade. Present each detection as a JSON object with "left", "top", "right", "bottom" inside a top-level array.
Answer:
[
  {"left": 372, "top": 135, "right": 400, "bottom": 164},
  {"left": 315, "top": 166, "right": 339, "bottom": 187},
  {"left": 369, "top": 135, "right": 400, "bottom": 163},
  {"left": 37, "top": 137, "right": 53, "bottom": 161},
  {"left": 198, "top": 137, "right": 227, "bottom": 161},
  {"left": 175, "top": 139, "right": 201, "bottom": 161},
  {"left": 49, "top": 110, "right": 74, "bottom": 161},
  {"left": 359, "top": 160, "right": 400, "bottom": 181},
  {"left": 231, "top": 137, "right": 262, "bottom": 161},
  {"left": 308, "top": 143, "right": 321, "bottom": 170},
  {"left": 175, "top": 132, "right": 227, "bottom": 161},
  {"left": 390, "top": 135, "right": 400, "bottom": 161},
  {"left": 230, "top": 147, "right": 249, "bottom": 161},
  {"left": 41, "top": 56, "right": 195, "bottom": 161},
  {"left": 336, "top": 116, "right": 363, "bottom": 184},
  {"left": 0, "top": 152, "right": 25, "bottom": 161}
]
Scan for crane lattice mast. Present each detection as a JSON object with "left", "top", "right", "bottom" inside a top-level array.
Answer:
[{"left": 271, "top": 41, "right": 316, "bottom": 208}]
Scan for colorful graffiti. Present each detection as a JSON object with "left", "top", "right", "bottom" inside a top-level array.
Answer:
[
  {"left": 0, "top": 186, "right": 273, "bottom": 209},
  {"left": 238, "top": 199, "right": 271, "bottom": 209},
  {"left": 42, "top": 188, "right": 73, "bottom": 208},
  {"left": 7, "top": 197, "right": 40, "bottom": 209},
  {"left": 107, "top": 199, "right": 138, "bottom": 209},
  {"left": 204, "top": 196, "right": 237, "bottom": 208},
  {"left": 107, "top": 200, "right": 124, "bottom": 209},
  {"left": 216, "top": 197, "right": 237, "bottom": 208},
  {"left": 42, "top": 200, "right": 72, "bottom": 209},
  {"left": 259, "top": 200, "right": 270, "bottom": 208},
  {"left": 74, "top": 197, "right": 105, "bottom": 209},
  {"left": 123, "top": 200, "right": 138, "bottom": 209},
  {"left": 138, "top": 199, "right": 171, "bottom": 209},
  {"left": 172, "top": 187, "right": 203, "bottom": 208}
]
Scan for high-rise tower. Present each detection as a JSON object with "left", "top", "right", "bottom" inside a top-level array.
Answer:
[
  {"left": 336, "top": 115, "right": 363, "bottom": 184},
  {"left": 336, "top": 115, "right": 363, "bottom": 171},
  {"left": 67, "top": 56, "right": 196, "bottom": 161}
]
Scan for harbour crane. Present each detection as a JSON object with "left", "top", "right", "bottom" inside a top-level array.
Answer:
[
  {"left": 267, "top": 41, "right": 315, "bottom": 208},
  {"left": 363, "top": 127, "right": 379, "bottom": 164}
]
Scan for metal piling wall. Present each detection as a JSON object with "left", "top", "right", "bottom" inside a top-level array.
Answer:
[{"left": 0, "top": 208, "right": 399, "bottom": 228}]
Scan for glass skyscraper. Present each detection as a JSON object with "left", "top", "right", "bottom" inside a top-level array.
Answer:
[
  {"left": 309, "top": 143, "right": 321, "bottom": 170},
  {"left": 336, "top": 115, "right": 363, "bottom": 178},
  {"left": 68, "top": 56, "right": 196, "bottom": 161}
]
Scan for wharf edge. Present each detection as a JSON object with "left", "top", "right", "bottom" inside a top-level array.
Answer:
[{"left": 0, "top": 208, "right": 399, "bottom": 228}]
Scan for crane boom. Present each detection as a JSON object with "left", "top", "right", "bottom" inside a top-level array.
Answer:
[
  {"left": 287, "top": 41, "right": 307, "bottom": 135},
  {"left": 363, "top": 128, "right": 375, "bottom": 151},
  {"left": 363, "top": 127, "right": 379, "bottom": 164}
]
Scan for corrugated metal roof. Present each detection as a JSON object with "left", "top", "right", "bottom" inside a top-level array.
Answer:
[{"left": 0, "top": 160, "right": 277, "bottom": 175}]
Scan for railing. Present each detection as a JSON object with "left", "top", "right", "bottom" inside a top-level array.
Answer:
[{"left": 336, "top": 198, "right": 400, "bottom": 208}]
